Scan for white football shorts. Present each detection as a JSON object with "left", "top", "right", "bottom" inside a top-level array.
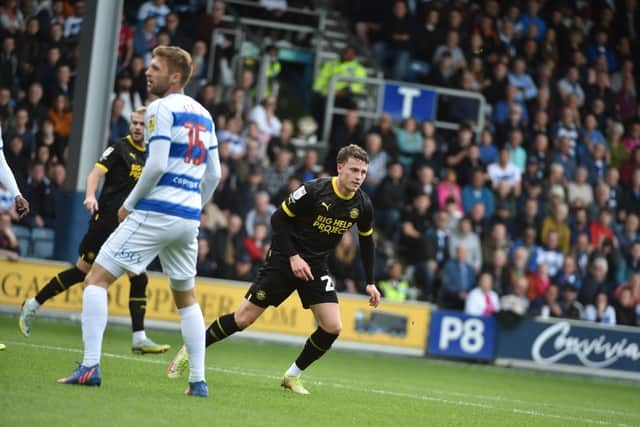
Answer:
[{"left": 95, "top": 210, "right": 199, "bottom": 280}]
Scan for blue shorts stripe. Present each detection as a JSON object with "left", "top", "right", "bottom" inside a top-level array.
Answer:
[
  {"left": 172, "top": 112, "right": 213, "bottom": 132},
  {"left": 157, "top": 173, "right": 201, "bottom": 193},
  {"left": 135, "top": 199, "right": 201, "bottom": 220}
]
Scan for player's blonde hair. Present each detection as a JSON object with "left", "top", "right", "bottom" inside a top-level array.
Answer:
[
  {"left": 134, "top": 106, "right": 147, "bottom": 115},
  {"left": 336, "top": 144, "right": 369, "bottom": 164},
  {"left": 152, "top": 46, "right": 193, "bottom": 86}
]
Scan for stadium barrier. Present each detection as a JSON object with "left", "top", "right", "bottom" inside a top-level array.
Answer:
[
  {"left": 0, "top": 259, "right": 430, "bottom": 354},
  {"left": 494, "top": 317, "right": 640, "bottom": 381},
  {"left": 427, "top": 310, "right": 496, "bottom": 361}
]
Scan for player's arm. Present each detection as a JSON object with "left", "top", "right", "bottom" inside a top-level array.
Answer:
[
  {"left": 357, "top": 198, "right": 380, "bottom": 307},
  {"left": 272, "top": 183, "right": 314, "bottom": 281},
  {"left": 121, "top": 101, "right": 170, "bottom": 220},
  {"left": 0, "top": 139, "right": 29, "bottom": 219},
  {"left": 83, "top": 165, "right": 106, "bottom": 214},
  {"left": 200, "top": 129, "right": 221, "bottom": 208}
]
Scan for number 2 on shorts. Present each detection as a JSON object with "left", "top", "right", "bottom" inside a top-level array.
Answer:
[{"left": 321, "top": 275, "right": 335, "bottom": 292}]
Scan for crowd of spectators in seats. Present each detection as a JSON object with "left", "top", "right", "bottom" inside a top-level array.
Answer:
[{"left": 0, "top": 0, "right": 639, "bottom": 328}]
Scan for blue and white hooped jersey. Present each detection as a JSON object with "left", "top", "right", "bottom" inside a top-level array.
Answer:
[{"left": 139, "top": 93, "right": 217, "bottom": 220}]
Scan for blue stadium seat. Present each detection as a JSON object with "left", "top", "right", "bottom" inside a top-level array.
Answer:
[
  {"left": 12, "top": 225, "right": 31, "bottom": 257},
  {"left": 31, "top": 227, "right": 55, "bottom": 259}
]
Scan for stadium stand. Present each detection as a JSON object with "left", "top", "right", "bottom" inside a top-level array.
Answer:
[{"left": 1, "top": 0, "right": 640, "bottom": 328}]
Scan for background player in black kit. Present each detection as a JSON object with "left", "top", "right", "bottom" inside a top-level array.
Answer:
[
  {"left": 19, "top": 107, "right": 170, "bottom": 354},
  {"left": 168, "top": 144, "right": 381, "bottom": 394}
]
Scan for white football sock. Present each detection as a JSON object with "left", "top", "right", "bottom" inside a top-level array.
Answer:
[
  {"left": 286, "top": 362, "right": 303, "bottom": 377},
  {"left": 81, "top": 285, "right": 108, "bottom": 367},
  {"left": 132, "top": 330, "right": 147, "bottom": 345},
  {"left": 179, "top": 304, "right": 206, "bottom": 383},
  {"left": 26, "top": 298, "right": 40, "bottom": 311}
]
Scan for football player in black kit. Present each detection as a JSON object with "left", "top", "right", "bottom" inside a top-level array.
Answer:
[
  {"left": 167, "top": 144, "right": 381, "bottom": 394},
  {"left": 19, "top": 107, "right": 170, "bottom": 354}
]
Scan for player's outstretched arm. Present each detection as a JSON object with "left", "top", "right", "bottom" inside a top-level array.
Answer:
[
  {"left": 359, "top": 233, "right": 380, "bottom": 307},
  {"left": 0, "top": 143, "right": 28, "bottom": 218},
  {"left": 83, "top": 166, "right": 106, "bottom": 214}
]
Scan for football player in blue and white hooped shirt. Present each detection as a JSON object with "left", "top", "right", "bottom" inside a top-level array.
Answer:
[{"left": 58, "top": 47, "right": 220, "bottom": 398}]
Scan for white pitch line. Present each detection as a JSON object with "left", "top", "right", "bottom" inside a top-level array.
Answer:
[{"left": 2, "top": 340, "right": 636, "bottom": 427}]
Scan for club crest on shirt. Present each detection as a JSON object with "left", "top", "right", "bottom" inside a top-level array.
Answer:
[
  {"left": 291, "top": 185, "right": 306, "bottom": 202},
  {"left": 147, "top": 114, "right": 156, "bottom": 133},
  {"left": 350, "top": 208, "right": 359, "bottom": 219},
  {"left": 100, "top": 146, "right": 114, "bottom": 161}
]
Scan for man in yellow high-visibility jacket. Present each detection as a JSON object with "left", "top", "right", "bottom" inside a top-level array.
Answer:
[{"left": 312, "top": 46, "right": 367, "bottom": 130}]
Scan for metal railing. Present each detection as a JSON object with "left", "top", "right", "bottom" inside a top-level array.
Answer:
[{"left": 322, "top": 76, "right": 487, "bottom": 143}]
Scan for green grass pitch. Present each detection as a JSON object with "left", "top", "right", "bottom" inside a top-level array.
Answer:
[{"left": 1, "top": 314, "right": 639, "bottom": 427}]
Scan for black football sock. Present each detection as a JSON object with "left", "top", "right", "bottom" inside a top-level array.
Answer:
[
  {"left": 35, "top": 266, "right": 86, "bottom": 305},
  {"left": 205, "top": 313, "right": 242, "bottom": 347},
  {"left": 294, "top": 327, "right": 339, "bottom": 371},
  {"left": 129, "top": 273, "right": 148, "bottom": 333}
]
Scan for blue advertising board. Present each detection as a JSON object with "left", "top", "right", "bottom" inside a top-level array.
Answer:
[
  {"left": 382, "top": 83, "right": 436, "bottom": 122},
  {"left": 496, "top": 318, "right": 640, "bottom": 374},
  {"left": 427, "top": 310, "right": 496, "bottom": 361}
]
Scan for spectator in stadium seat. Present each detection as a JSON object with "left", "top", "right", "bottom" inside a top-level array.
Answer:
[
  {"left": 437, "top": 168, "right": 463, "bottom": 214},
  {"left": 367, "top": 113, "right": 398, "bottom": 160},
  {"left": 506, "top": 128, "right": 527, "bottom": 172},
  {"left": 590, "top": 208, "right": 615, "bottom": 248},
  {"left": 243, "top": 222, "right": 270, "bottom": 266},
  {"left": 508, "top": 57, "right": 537, "bottom": 102},
  {"left": 423, "top": 210, "right": 450, "bottom": 301},
  {"left": 162, "top": 13, "right": 192, "bottom": 51},
  {"left": 483, "top": 61, "right": 509, "bottom": 106},
  {"left": 484, "top": 249, "right": 510, "bottom": 296},
  {"left": 196, "top": 237, "right": 220, "bottom": 278},
  {"left": 482, "top": 222, "right": 510, "bottom": 268},
  {"left": 585, "top": 291, "right": 617, "bottom": 325},
  {"left": 618, "top": 241, "right": 640, "bottom": 285},
  {"left": 328, "top": 231, "right": 364, "bottom": 294},
  {"left": 614, "top": 74, "right": 637, "bottom": 122},
  {"left": 493, "top": 84, "right": 529, "bottom": 126},
  {"left": 263, "top": 149, "right": 295, "bottom": 199},
  {"left": 244, "top": 191, "right": 276, "bottom": 237},
  {"left": 488, "top": 147, "right": 522, "bottom": 196},
  {"left": 407, "top": 6, "right": 441, "bottom": 83},
  {"left": 20, "top": 162, "right": 55, "bottom": 229},
  {"left": 613, "top": 286, "right": 638, "bottom": 326},
  {"left": 137, "top": 0, "right": 170, "bottom": 30},
  {"left": 211, "top": 213, "right": 246, "bottom": 279},
  {"left": 579, "top": 257, "right": 611, "bottom": 306},
  {"left": 411, "top": 137, "right": 442, "bottom": 182},
  {"left": 108, "top": 98, "right": 129, "bottom": 146},
  {"left": 559, "top": 285, "right": 584, "bottom": 320},
  {"left": 582, "top": 143, "right": 608, "bottom": 186},
  {"left": 373, "top": 160, "right": 406, "bottom": 241},
  {"left": 616, "top": 213, "right": 639, "bottom": 256},
  {"left": 266, "top": 119, "right": 296, "bottom": 164},
  {"left": 249, "top": 96, "right": 282, "bottom": 140},
  {"left": 361, "top": 132, "right": 388, "bottom": 195},
  {"left": 63, "top": 0, "right": 83, "bottom": 40},
  {"left": 620, "top": 147, "right": 640, "bottom": 188},
  {"left": 529, "top": 283, "right": 562, "bottom": 317},
  {"left": 398, "top": 193, "right": 431, "bottom": 291},
  {"left": 585, "top": 27, "right": 618, "bottom": 72},
  {"left": 295, "top": 149, "right": 322, "bottom": 183},
  {"left": 133, "top": 16, "right": 158, "bottom": 67},
  {"left": 325, "top": 110, "right": 362, "bottom": 174},
  {"left": 441, "top": 244, "right": 476, "bottom": 310},
  {"left": 47, "top": 94, "right": 72, "bottom": 142},
  {"left": 312, "top": 46, "right": 366, "bottom": 132},
  {"left": 18, "top": 83, "right": 47, "bottom": 131},
  {"left": 554, "top": 255, "right": 582, "bottom": 292},
  {"left": 113, "top": 70, "right": 143, "bottom": 122},
  {"left": 395, "top": 117, "right": 422, "bottom": 172},
  {"left": 449, "top": 216, "right": 482, "bottom": 272},
  {"left": 462, "top": 168, "right": 494, "bottom": 217},
  {"left": 5, "top": 108, "right": 34, "bottom": 156},
  {"left": 372, "top": 0, "right": 412, "bottom": 81},
  {"left": 567, "top": 167, "right": 594, "bottom": 208},
  {"left": 465, "top": 271, "right": 500, "bottom": 316},
  {"left": 378, "top": 260, "right": 409, "bottom": 302},
  {"left": 0, "top": 35, "right": 18, "bottom": 92},
  {"left": 556, "top": 66, "right": 586, "bottom": 108}
]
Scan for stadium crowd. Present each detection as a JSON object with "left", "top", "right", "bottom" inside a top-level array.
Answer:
[{"left": 0, "top": 0, "right": 639, "bottom": 328}]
